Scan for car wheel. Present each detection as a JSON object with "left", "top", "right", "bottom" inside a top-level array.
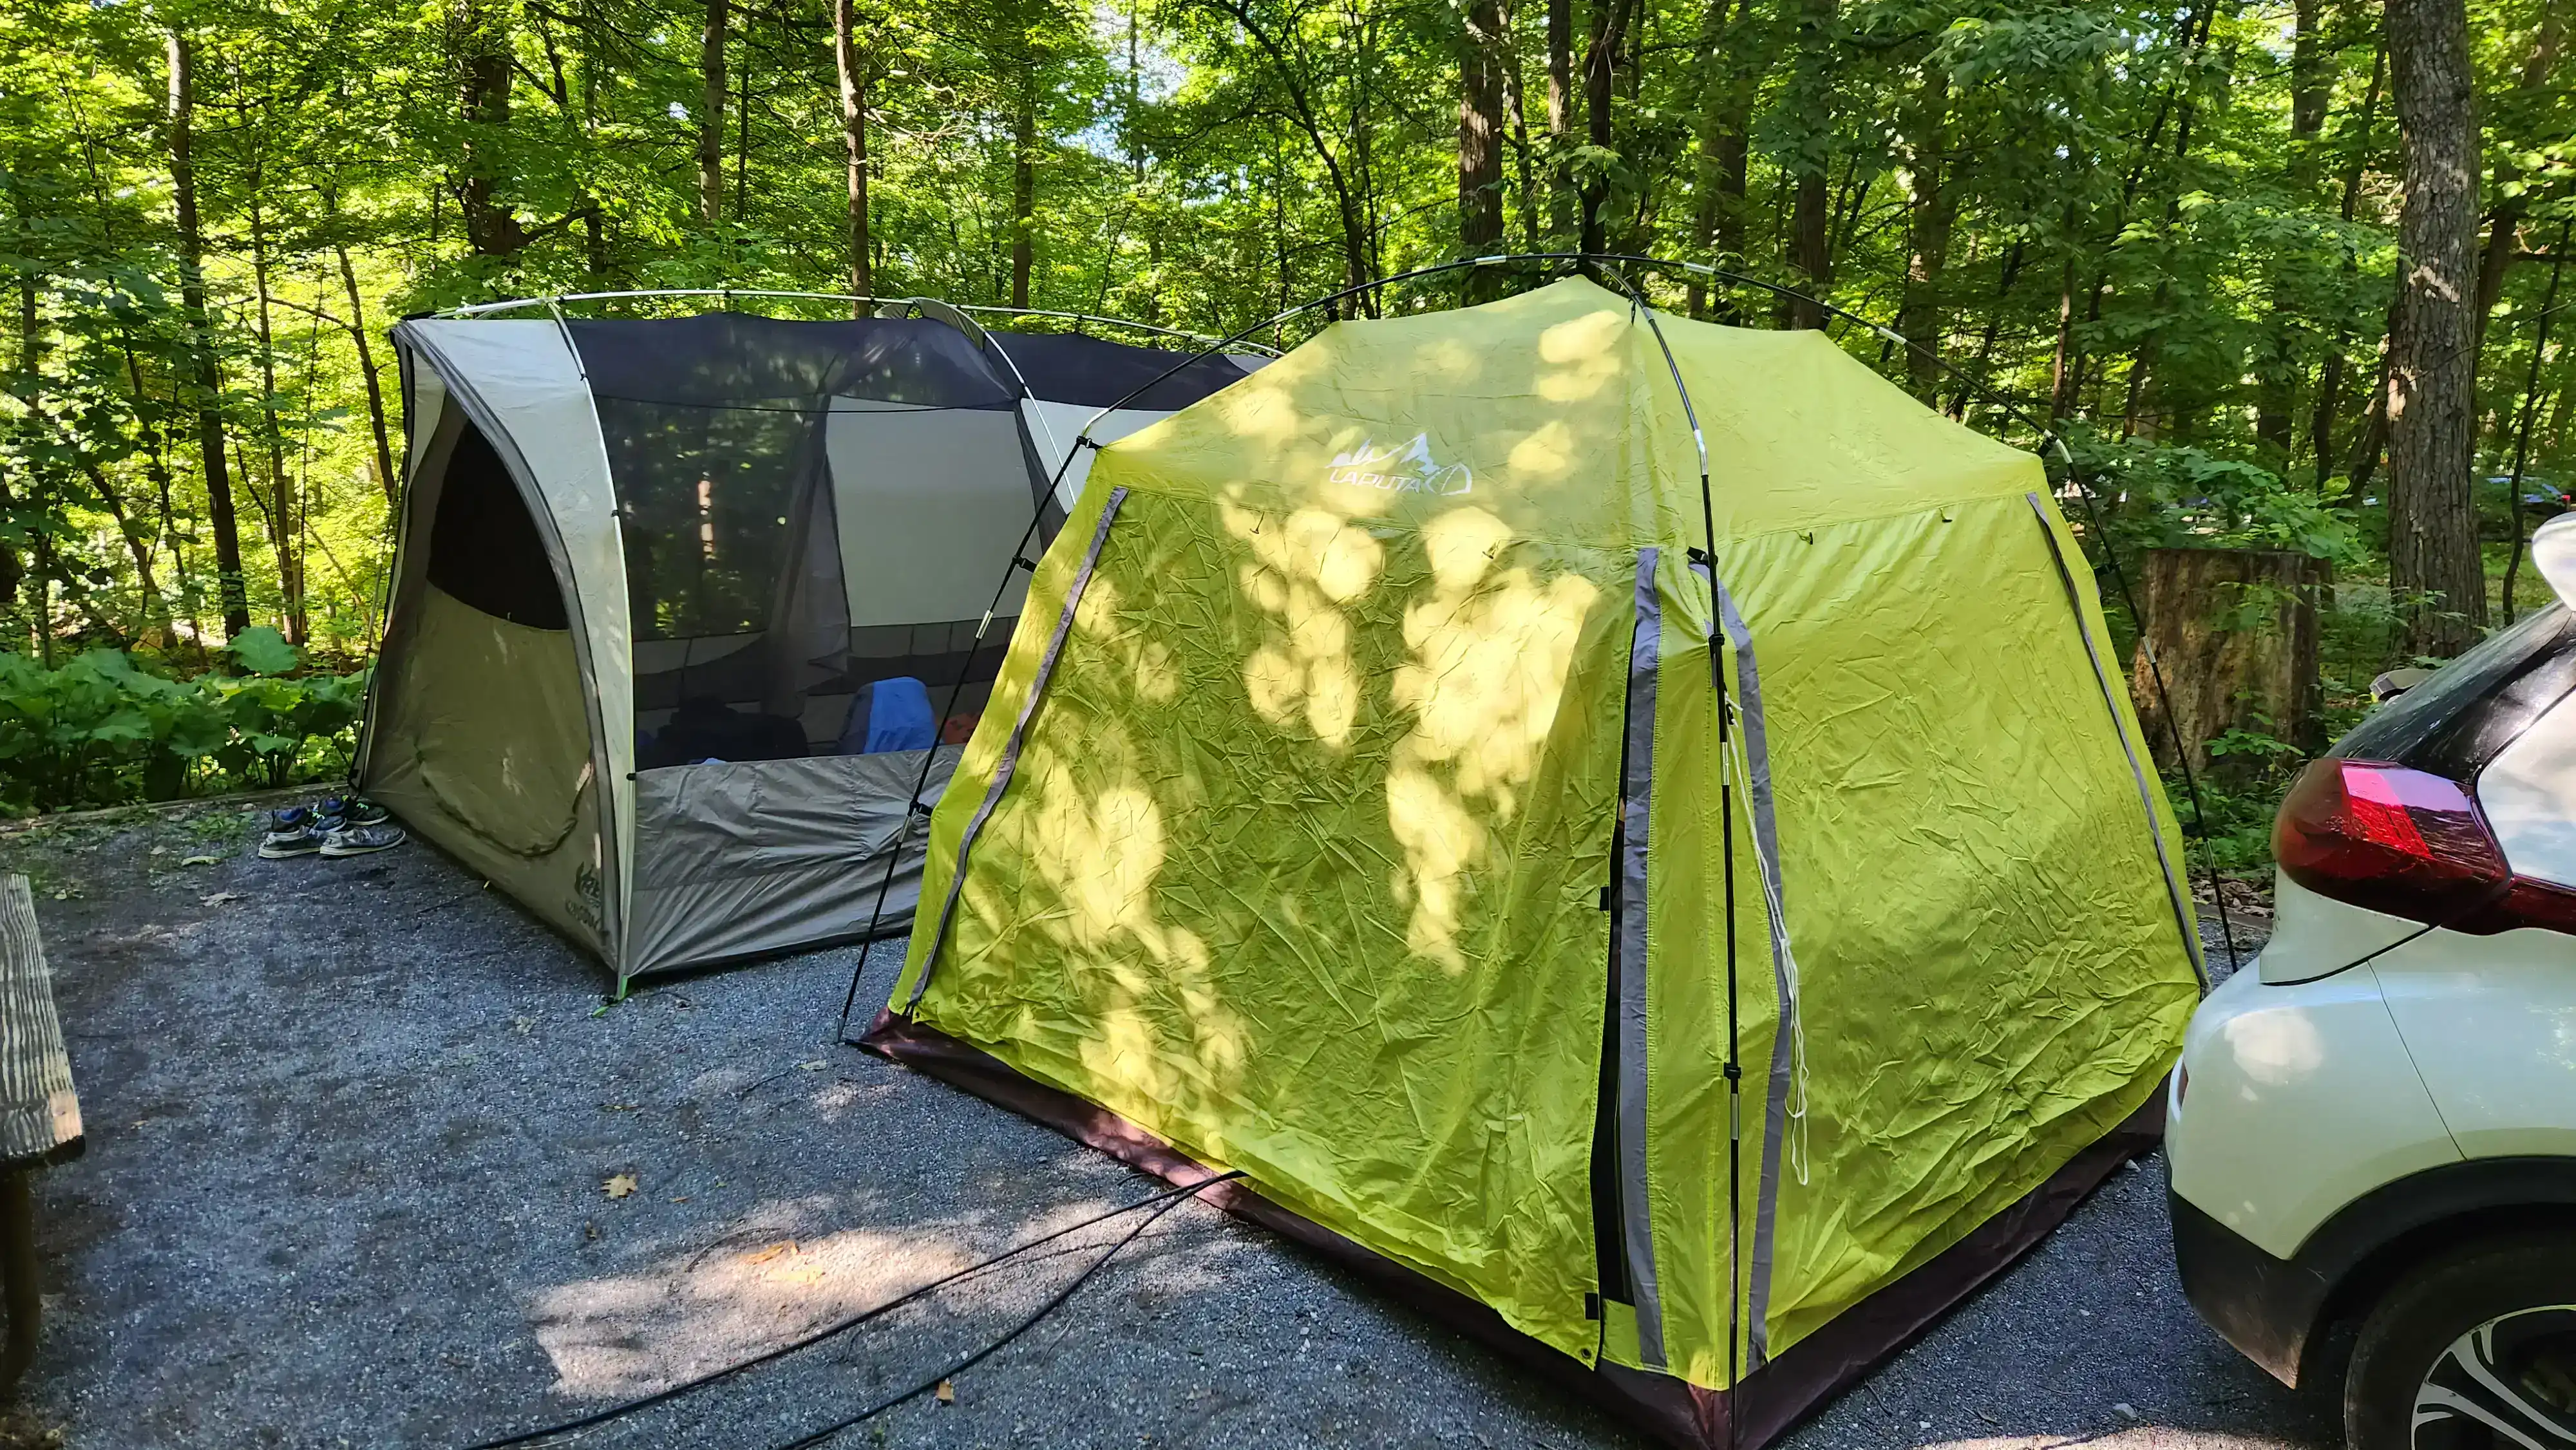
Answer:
[{"left": 2346, "top": 1234, "right": 2576, "bottom": 1449}]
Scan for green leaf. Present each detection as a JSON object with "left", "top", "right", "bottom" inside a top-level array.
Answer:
[{"left": 227, "top": 626, "right": 299, "bottom": 677}]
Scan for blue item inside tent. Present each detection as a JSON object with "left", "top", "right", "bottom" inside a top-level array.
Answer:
[{"left": 840, "top": 677, "right": 935, "bottom": 755}]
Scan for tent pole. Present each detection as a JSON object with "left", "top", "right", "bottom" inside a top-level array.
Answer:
[{"left": 1592, "top": 260, "right": 1745, "bottom": 1428}]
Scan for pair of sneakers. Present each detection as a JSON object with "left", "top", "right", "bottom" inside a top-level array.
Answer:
[{"left": 258, "top": 796, "right": 407, "bottom": 860}]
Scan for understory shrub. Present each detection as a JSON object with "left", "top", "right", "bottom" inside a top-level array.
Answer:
[{"left": 0, "top": 626, "right": 367, "bottom": 813}]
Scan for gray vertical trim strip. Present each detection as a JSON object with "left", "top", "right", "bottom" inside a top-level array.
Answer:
[
  {"left": 1618, "top": 548, "right": 1667, "bottom": 1370},
  {"left": 904, "top": 486, "right": 1130, "bottom": 1012},
  {"left": 2023, "top": 493, "right": 2203, "bottom": 986},
  {"left": 1706, "top": 563, "right": 1795, "bottom": 1368}
]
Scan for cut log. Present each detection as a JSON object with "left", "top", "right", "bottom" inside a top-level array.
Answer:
[{"left": 2127, "top": 547, "right": 2327, "bottom": 779}]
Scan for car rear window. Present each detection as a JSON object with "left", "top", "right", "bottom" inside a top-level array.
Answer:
[{"left": 2334, "top": 603, "right": 2576, "bottom": 781}]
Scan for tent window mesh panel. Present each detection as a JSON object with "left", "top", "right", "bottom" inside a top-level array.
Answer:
[
  {"left": 567, "top": 314, "right": 1040, "bottom": 769},
  {"left": 428, "top": 421, "right": 569, "bottom": 630}
]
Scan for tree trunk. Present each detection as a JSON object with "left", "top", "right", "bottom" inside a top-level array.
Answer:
[
  {"left": 1502, "top": 3, "right": 1539, "bottom": 249},
  {"left": 1782, "top": 0, "right": 1835, "bottom": 327},
  {"left": 834, "top": 0, "right": 871, "bottom": 305},
  {"left": 164, "top": 28, "right": 250, "bottom": 638},
  {"left": 698, "top": 0, "right": 729, "bottom": 224},
  {"left": 2470, "top": 0, "right": 2564, "bottom": 370},
  {"left": 2311, "top": 41, "right": 2387, "bottom": 487},
  {"left": 2384, "top": 0, "right": 2485, "bottom": 659},
  {"left": 245, "top": 187, "right": 303, "bottom": 645},
  {"left": 1682, "top": 0, "right": 1742, "bottom": 316},
  {"left": 1576, "top": 0, "right": 1622, "bottom": 252},
  {"left": 1010, "top": 78, "right": 1037, "bottom": 308},
  {"left": 454, "top": 0, "right": 524, "bottom": 256},
  {"left": 1546, "top": 0, "right": 1573, "bottom": 242},
  {"left": 334, "top": 243, "right": 398, "bottom": 502},
  {"left": 1458, "top": 0, "right": 1507, "bottom": 287},
  {"left": 2130, "top": 547, "right": 2328, "bottom": 777},
  {"left": 2501, "top": 222, "right": 2569, "bottom": 623},
  {"left": 2255, "top": 0, "right": 2333, "bottom": 461},
  {"left": 1893, "top": 60, "right": 1952, "bottom": 397},
  {"left": 1453, "top": 0, "right": 1504, "bottom": 254}
]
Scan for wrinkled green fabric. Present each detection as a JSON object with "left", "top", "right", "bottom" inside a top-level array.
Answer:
[{"left": 895, "top": 277, "right": 2199, "bottom": 1388}]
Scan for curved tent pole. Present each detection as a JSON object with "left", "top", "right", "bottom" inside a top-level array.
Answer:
[
  {"left": 843, "top": 249, "right": 2231, "bottom": 1029},
  {"left": 1586, "top": 259, "right": 1750, "bottom": 1397},
  {"left": 416, "top": 290, "right": 1280, "bottom": 355},
  {"left": 831, "top": 296, "right": 1077, "bottom": 1019}
]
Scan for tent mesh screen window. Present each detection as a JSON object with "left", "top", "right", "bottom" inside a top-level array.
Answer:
[{"left": 569, "top": 314, "right": 1051, "bottom": 770}]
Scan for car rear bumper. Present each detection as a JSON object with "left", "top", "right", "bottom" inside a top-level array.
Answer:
[{"left": 2170, "top": 1187, "right": 2334, "bottom": 1386}]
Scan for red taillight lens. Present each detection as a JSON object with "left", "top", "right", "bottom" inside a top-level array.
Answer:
[{"left": 2273, "top": 760, "right": 2510, "bottom": 926}]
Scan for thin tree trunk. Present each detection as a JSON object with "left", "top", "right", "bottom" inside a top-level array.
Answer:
[
  {"left": 1894, "top": 59, "right": 1953, "bottom": 397},
  {"left": 2501, "top": 224, "right": 2569, "bottom": 621},
  {"left": 2311, "top": 41, "right": 2387, "bottom": 487},
  {"left": 1783, "top": 0, "right": 1835, "bottom": 326},
  {"left": 1502, "top": 3, "right": 1539, "bottom": 249},
  {"left": 2471, "top": 0, "right": 2565, "bottom": 370},
  {"left": 1683, "top": 0, "right": 1739, "bottom": 316},
  {"left": 246, "top": 186, "right": 304, "bottom": 644},
  {"left": 1577, "top": 0, "right": 1622, "bottom": 251},
  {"left": 165, "top": 28, "right": 250, "bottom": 637},
  {"left": 834, "top": 0, "right": 871, "bottom": 306},
  {"left": 2255, "top": 0, "right": 2334, "bottom": 459},
  {"left": 334, "top": 243, "right": 398, "bottom": 502},
  {"left": 1546, "top": 0, "right": 1573, "bottom": 241},
  {"left": 1458, "top": 0, "right": 1507, "bottom": 292},
  {"left": 1010, "top": 76, "right": 1037, "bottom": 308},
  {"left": 2384, "top": 0, "right": 2486, "bottom": 658},
  {"left": 698, "top": 0, "right": 728, "bottom": 223},
  {"left": 453, "top": 0, "right": 524, "bottom": 256}
]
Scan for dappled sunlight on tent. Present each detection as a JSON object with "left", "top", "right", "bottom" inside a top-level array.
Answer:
[
  {"left": 1223, "top": 498, "right": 1384, "bottom": 749},
  {"left": 1534, "top": 308, "right": 1628, "bottom": 402},
  {"left": 1385, "top": 541, "right": 1596, "bottom": 968}
]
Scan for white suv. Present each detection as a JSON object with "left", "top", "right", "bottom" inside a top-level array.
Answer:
[{"left": 2168, "top": 566, "right": 2576, "bottom": 1448}]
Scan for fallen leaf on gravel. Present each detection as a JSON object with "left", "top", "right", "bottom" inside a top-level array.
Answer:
[
  {"left": 601, "top": 1172, "right": 638, "bottom": 1200},
  {"left": 200, "top": 892, "right": 240, "bottom": 906},
  {"left": 799, "top": 1060, "right": 827, "bottom": 1071},
  {"left": 743, "top": 1241, "right": 799, "bottom": 1266},
  {"left": 180, "top": 854, "right": 220, "bottom": 867},
  {"left": 935, "top": 1380, "right": 955, "bottom": 1405},
  {"left": 668, "top": 1196, "right": 690, "bottom": 1203}
]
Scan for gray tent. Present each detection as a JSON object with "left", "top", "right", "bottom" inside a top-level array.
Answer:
[{"left": 359, "top": 298, "right": 1265, "bottom": 988}]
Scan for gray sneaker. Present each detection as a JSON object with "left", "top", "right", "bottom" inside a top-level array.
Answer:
[
  {"left": 257, "top": 806, "right": 325, "bottom": 859},
  {"left": 319, "top": 822, "right": 407, "bottom": 858}
]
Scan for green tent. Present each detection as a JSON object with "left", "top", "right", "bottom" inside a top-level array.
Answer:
[{"left": 864, "top": 278, "right": 2200, "bottom": 1445}]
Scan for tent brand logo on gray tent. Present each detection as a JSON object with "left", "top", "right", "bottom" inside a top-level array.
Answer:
[{"left": 1325, "top": 434, "right": 1472, "bottom": 497}]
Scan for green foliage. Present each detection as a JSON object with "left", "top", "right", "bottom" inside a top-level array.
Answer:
[{"left": 0, "top": 650, "right": 365, "bottom": 813}]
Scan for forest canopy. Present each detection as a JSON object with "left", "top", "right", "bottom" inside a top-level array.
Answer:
[{"left": 0, "top": 0, "right": 2568, "bottom": 692}]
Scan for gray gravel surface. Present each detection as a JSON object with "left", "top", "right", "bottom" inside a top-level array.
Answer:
[{"left": 5, "top": 805, "right": 2329, "bottom": 1449}]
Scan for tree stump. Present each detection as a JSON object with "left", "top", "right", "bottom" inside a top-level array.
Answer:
[{"left": 2127, "top": 548, "right": 2327, "bottom": 779}]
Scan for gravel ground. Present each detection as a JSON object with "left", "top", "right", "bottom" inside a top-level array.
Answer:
[{"left": 1, "top": 803, "right": 2331, "bottom": 1450}]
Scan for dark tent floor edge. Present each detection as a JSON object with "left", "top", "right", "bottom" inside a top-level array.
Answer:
[{"left": 859, "top": 1008, "right": 2165, "bottom": 1450}]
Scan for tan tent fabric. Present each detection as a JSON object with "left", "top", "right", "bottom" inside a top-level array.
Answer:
[
  {"left": 367, "top": 584, "right": 606, "bottom": 952},
  {"left": 392, "top": 320, "right": 636, "bottom": 960},
  {"left": 624, "top": 750, "right": 959, "bottom": 974}
]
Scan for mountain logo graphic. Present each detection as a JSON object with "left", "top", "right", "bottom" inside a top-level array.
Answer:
[{"left": 1323, "top": 433, "right": 1472, "bottom": 497}]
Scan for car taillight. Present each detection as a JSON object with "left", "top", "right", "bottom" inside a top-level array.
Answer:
[
  {"left": 2273, "top": 758, "right": 2576, "bottom": 937},
  {"left": 2274, "top": 760, "right": 2509, "bottom": 925}
]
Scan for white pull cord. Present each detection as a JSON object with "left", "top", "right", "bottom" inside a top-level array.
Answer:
[{"left": 1725, "top": 706, "right": 1810, "bottom": 1186}]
